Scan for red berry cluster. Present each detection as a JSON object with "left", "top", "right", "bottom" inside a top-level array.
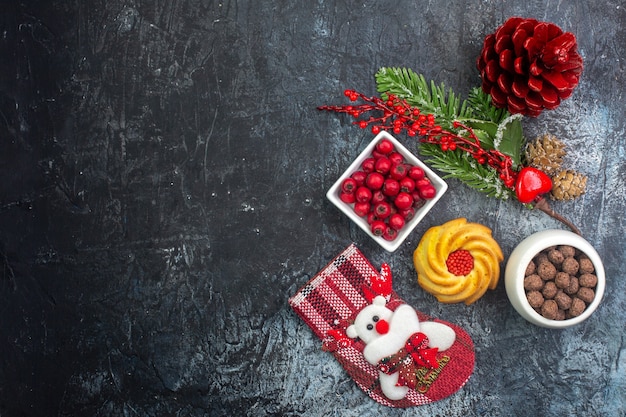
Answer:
[
  {"left": 339, "top": 138, "right": 438, "bottom": 241},
  {"left": 445, "top": 250, "right": 475, "bottom": 276}
]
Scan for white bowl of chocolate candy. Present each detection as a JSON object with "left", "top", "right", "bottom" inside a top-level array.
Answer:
[{"left": 504, "top": 230, "right": 605, "bottom": 328}]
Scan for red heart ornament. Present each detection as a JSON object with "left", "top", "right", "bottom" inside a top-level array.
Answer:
[{"left": 515, "top": 167, "right": 553, "bottom": 203}]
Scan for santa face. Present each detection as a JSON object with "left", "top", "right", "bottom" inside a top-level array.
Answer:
[{"left": 346, "top": 296, "right": 393, "bottom": 344}]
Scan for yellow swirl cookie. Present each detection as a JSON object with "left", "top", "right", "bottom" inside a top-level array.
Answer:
[{"left": 413, "top": 218, "right": 504, "bottom": 305}]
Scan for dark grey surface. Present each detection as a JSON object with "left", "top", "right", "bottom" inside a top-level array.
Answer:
[{"left": 1, "top": 1, "right": 625, "bottom": 416}]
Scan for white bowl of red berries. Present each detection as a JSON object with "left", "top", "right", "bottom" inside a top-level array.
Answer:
[{"left": 327, "top": 131, "right": 447, "bottom": 252}]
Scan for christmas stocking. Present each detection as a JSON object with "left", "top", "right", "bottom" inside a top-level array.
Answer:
[{"left": 289, "top": 244, "right": 475, "bottom": 407}]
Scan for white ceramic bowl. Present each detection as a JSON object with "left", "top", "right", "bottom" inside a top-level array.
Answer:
[
  {"left": 326, "top": 131, "right": 447, "bottom": 252},
  {"left": 504, "top": 229, "right": 605, "bottom": 328}
]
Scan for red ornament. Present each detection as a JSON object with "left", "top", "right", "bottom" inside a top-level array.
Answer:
[
  {"left": 476, "top": 17, "right": 583, "bottom": 117},
  {"left": 515, "top": 167, "right": 553, "bottom": 203}
]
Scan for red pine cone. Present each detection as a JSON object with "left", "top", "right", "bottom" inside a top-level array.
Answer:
[{"left": 476, "top": 17, "right": 583, "bottom": 117}]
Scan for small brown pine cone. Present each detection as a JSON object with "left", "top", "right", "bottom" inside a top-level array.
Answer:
[
  {"left": 476, "top": 17, "right": 583, "bottom": 117},
  {"left": 525, "top": 134, "right": 566, "bottom": 175},
  {"left": 551, "top": 169, "right": 588, "bottom": 201}
]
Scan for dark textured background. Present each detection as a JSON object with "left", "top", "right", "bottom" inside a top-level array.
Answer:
[{"left": 1, "top": 1, "right": 625, "bottom": 416}]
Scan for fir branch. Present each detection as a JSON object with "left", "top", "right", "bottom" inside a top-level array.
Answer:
[
  {"left": 466, "top": 87, "right": 510, "bottom": 123},
  {"left": 419, "top": 144, "right": 516, "bottom": 200},
  {"left": 375, "top": 67, "right": 472, "bottom": 130},
  {"left": 375, "top": 67, "right": 525, "bottom": 171},
  {"left": 318, "top": 88, "right": 519, "bottom": 196},
  {"left": 493, "top": 113, "right": 524, "bottom": 168},
  {"left": 322, "top": 68, "right": 527, "bottom": 200}
]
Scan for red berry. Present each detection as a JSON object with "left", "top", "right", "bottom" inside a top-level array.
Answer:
[
  {"left": 389, "top": 163, "right": 408, "bottom": 180},
  {"left": 354, "top": 202, "right": 370, "bottom": 217},
  {"left": 382, "top": 225, "right": 398, "bottom": 241},
  {"left": 374, "top": 157, "right": 392, "bottom": 175},
  {"left": 388, "top": 213, "right": 405, "bottom": 230},
  {"left": 341, "top": 178, "right": 357, "bottom": 193},
  {"left": 361, "top": 157, "right": 376, "bottom": 173},
  {"left": 371, "top": 149, "right": 386, "bottom": 159},
  {"left": 340, "top": 191, "right": 356, "bottom": 204},
  {"left": 371, "top": 190, "right": 386, "bottom": 204},
  {"left": 355, "top": 186, "right": 372, "bottom": 203},
  {"left": 376, "top": 138, "right": 394, "bottom": 154},
  {"left": 408, "top": 166, "right": 425, "bottom": 180},
  {"left": 382, "top": 178, "right": 400, "bottom": 197},
  {"left": 388, "top": 152, "right": 404, "bottom": 165},
  {"left": 399, "top": 207, "right": 415, "bottom": 221},
  {"left": 413, "top": 197, "right": 426, "bottom": 210},
  {"left": 351, "top": 170, "right": 367, "bottom": 186},
  {"left": 419, "top": 185, "right": 437, "bottom": 199},
  {"left": 399, "top": 176, "right": 415, "bottom": 193},
  {"left": 415, "top": 177, "right": 431, "bottom": 189},
  {"left": 374, "top": 201, "right": 392, "bottom": 219},
  {"left": 365, "top": 172, "right": 385, "bottom": 190},
  {"left": 394, "top": 192, "right": 413, "bottom": 210},
  {"left": 370, "top": 220, "right": 387, "bottom": 236},
  {"left": 366, "top": 212, "right": 378, "bottom": 225}
]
